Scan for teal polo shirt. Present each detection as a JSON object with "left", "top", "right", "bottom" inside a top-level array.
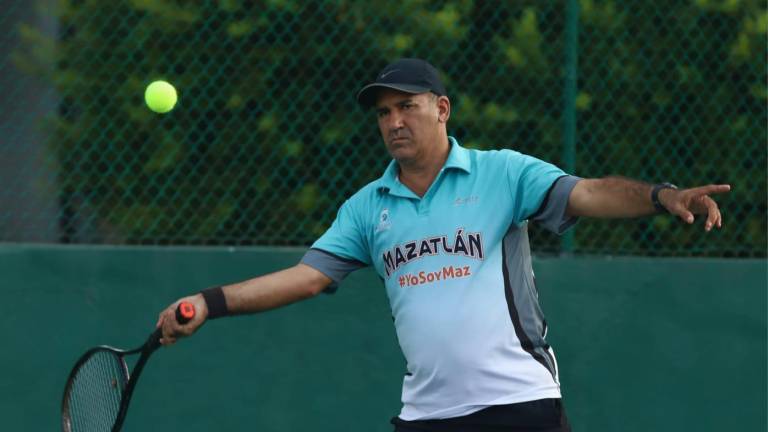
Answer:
[{"left": 302, "top": 137, "right": 580, "bottom": 421}]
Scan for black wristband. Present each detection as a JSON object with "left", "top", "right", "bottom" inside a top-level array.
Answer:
[
  {"left": 200, "top": 286, "right": 228, "bottom": 319},
  {"left": 651, "top": 182, "right": 678, "bottom": 213}
]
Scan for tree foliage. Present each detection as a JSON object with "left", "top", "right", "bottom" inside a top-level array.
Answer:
[{"left": 14, "top": 0, "right": 766, "bottom": 256}]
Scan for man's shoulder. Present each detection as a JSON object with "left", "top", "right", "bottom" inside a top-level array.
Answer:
[
  {"left": 470, "top": 146, "right": 524, "bottom": 158},
  {"left": 463, "top": 146, "right": 528, "bottom": 171},
  {"left": 341, "top": 177, "right": 385, "bottom": 211}
]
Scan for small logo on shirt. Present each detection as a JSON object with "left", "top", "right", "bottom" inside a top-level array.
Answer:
[
  {"left": 376, "top": 208, "right": 391, "bottom": 232},
  {"left": 454, "top": 195, "right": 479, "bottom": 206}
]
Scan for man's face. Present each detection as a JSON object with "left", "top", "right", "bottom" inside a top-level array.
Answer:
[{"left": 375, "top": 89, "right": 443, "bottom": 164}]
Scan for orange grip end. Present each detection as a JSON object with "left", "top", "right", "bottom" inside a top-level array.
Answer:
[{"left": 179, "top": 302, "right": 196, "bottom": 321}]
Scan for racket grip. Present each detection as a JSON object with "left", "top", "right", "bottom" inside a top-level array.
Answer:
[{"left": 175, "top": 301, "right": 196, "bottom": 324}]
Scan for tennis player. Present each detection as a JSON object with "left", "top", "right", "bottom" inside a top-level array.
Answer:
[{"left": 158, "top": 58, "right": 730, "bottom": 432}]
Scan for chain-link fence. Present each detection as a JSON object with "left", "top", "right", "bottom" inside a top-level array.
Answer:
[{"left": 1, "top": 0, "right": 765, "bottom": 257}]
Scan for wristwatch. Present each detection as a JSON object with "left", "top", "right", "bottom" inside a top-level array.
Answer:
[{"left": 651, "top": 182, "right": 678, "bottom": 213}]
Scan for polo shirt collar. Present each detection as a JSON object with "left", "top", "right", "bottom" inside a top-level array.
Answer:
[{"left": 378, "top": 136, "right": 471, "bottom": 194}]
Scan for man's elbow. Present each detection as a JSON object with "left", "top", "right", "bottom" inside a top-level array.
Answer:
[
  {"left": 566, "top": 178, "right": 597, "bottom": 217},
  {"left": 566, "top": 200, "right": 590, "bottom": 217},
  {"left": 306, "top": 280, "right": 329, "bottom": 297},
  {"left": 295, "top": 264, "right": 333, "bottom": 297}
]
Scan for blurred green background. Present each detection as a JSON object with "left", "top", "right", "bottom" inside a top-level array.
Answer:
[
  {"left": 1, "top": 0, "right": 765, "bottom": 255},
  {"left": 0, "top": 1, "right": 765, "bottom": 431}
]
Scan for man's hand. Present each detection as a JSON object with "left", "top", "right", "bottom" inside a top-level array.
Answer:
[
  {"left": 658, "top": 184, "right": 731, "bottom": 231},
  {"left": 156, "top": 293, "right": 209, "bottom": 346}
]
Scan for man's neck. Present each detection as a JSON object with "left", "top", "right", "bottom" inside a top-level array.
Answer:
[{"left": 398, "top": 136, "right": 451, "bottom": 197}]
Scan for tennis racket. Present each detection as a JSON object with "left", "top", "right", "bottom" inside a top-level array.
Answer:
[{"left": 61, "top": 302, "right": 196, "bottom": 432}]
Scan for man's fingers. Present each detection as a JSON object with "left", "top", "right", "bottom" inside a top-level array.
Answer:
[
  {"left": 159, "top": 298, "right": 204, "bottom": 346},
  {"left": 155, "top": 313, "right": 164, "bottom": 329},
  {"left": 703, "top": 197, "right": 720, "bottom": 232},
  {"left": 705, "top": 214, "right": 715, "bottom": 231},
  {"left": 160, "top": 305, "right": 180, "bottom": 345},
  {"left": 690, "top": 195, "right": 720, "bottom": 231},
  {"left": 158, "top": 295, "right": 207, "bottom": 346},
  {"left": 673, "top": 194, "right": 722, "bottom": 230},
  {"left": 161, "top": 321, "right": 181, "bottom": 345},
  {"left": 678, "top": 210, "right": 694, "bottom": 224},
  {"left": 687, "top": 184, "right": 731, "bottom": 197},
  {"left": 161, "top": 335, "right": 176, "bottom": 346}
]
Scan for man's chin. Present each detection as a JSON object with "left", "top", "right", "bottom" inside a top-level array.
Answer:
[{"left": 388, "top": 147, "right": 416, "bottom": 163}]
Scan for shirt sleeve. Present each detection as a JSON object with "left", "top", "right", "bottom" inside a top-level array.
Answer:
[
  {"left": 506, "top": 151, "right": 571, "bottom": 226},
  {"left": 304, "top": 198, "right": 371, "bottom": 289},
  {"left": 300, "top": 248, "right": 367, "bottom": 291},
  {"left": 530, "top": 175, "right": 582, "bottom": 234}
]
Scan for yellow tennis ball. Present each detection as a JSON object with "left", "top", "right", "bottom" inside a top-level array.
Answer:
[{"left": 144, "top": 80, "right": 178, "bottom": 113}]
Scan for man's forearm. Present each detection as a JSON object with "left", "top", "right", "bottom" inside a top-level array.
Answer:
[
  {"left": 567, "top": 177, "right": 664, "bottom": 218},
  {"left": 217, "top": 264, "right": 332, "bottom": 315},
  {"left": 158, "top": 264, "right": 333, "bottom": 345}
]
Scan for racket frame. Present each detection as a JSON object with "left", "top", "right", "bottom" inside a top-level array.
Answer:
[
  {"left": 61, "top": 303, "right": 192, "bottom": 432},
  {"left": 61, "top": 330, "right": 161, "bottom": 432}
]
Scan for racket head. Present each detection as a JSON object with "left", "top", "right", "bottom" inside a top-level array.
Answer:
[
  {"left": 61, "top": 302, "right": 195, "bottom": 431},
  {"left": 61, "top": 347, "right": 129, "bottom": 432}
]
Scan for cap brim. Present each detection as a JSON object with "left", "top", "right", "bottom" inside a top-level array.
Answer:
[{"left": 356, "top": 83, "right": 431, "bottom": 107}]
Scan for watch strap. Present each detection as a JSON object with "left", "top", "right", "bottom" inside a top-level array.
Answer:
[{"left": 651, "top": 182, "right": 678, "bottom": 213}]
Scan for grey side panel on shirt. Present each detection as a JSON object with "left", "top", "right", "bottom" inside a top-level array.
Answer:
[
  {"left": 501, "top": 223, "right": 559, "bottom": 383},
  {"left": 531, "top": 175, "right": 581, "bottom": 234},
  {"left": 300, "top": 248, "right": 368, "bottom": 293}
]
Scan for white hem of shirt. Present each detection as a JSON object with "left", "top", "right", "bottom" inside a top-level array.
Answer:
[{"left": 398, "top": 388, "right": 563, "bottom": 421}]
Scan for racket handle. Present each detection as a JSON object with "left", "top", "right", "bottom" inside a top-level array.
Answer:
[
  {"left": 151, "top": 302, "right": 196, "bottom": 350},
  {"left": 175, "top": 301, "right": 196, "bottom": 324}
]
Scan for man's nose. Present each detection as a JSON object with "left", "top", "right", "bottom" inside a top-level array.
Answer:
[{"left": 388, "top": 111, "right": 404, "bottom": 130}]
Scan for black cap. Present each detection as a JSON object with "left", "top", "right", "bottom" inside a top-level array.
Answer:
[{"left": 356, "top": 58, "right": 447, "bottom": 107}]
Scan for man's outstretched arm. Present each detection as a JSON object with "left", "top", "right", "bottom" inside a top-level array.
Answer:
[
  {"left": 566, "top": 177, "right": 731, "bottom": 231},
  {"left": 156, "top": 263, "right": 332, "bottom": 345}
]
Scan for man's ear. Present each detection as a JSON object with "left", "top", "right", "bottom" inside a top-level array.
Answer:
[{"left": 437, "top": 96, "right": 451, "bottom": 123}]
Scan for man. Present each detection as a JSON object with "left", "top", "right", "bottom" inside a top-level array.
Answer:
[{"left": 158, "top": 58, "right": 730, "bottom": 431}]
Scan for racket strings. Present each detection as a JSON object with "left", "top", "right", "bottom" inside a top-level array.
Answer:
[{"left": 64, "top": 351, "right": 128, "bottom": 431}]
